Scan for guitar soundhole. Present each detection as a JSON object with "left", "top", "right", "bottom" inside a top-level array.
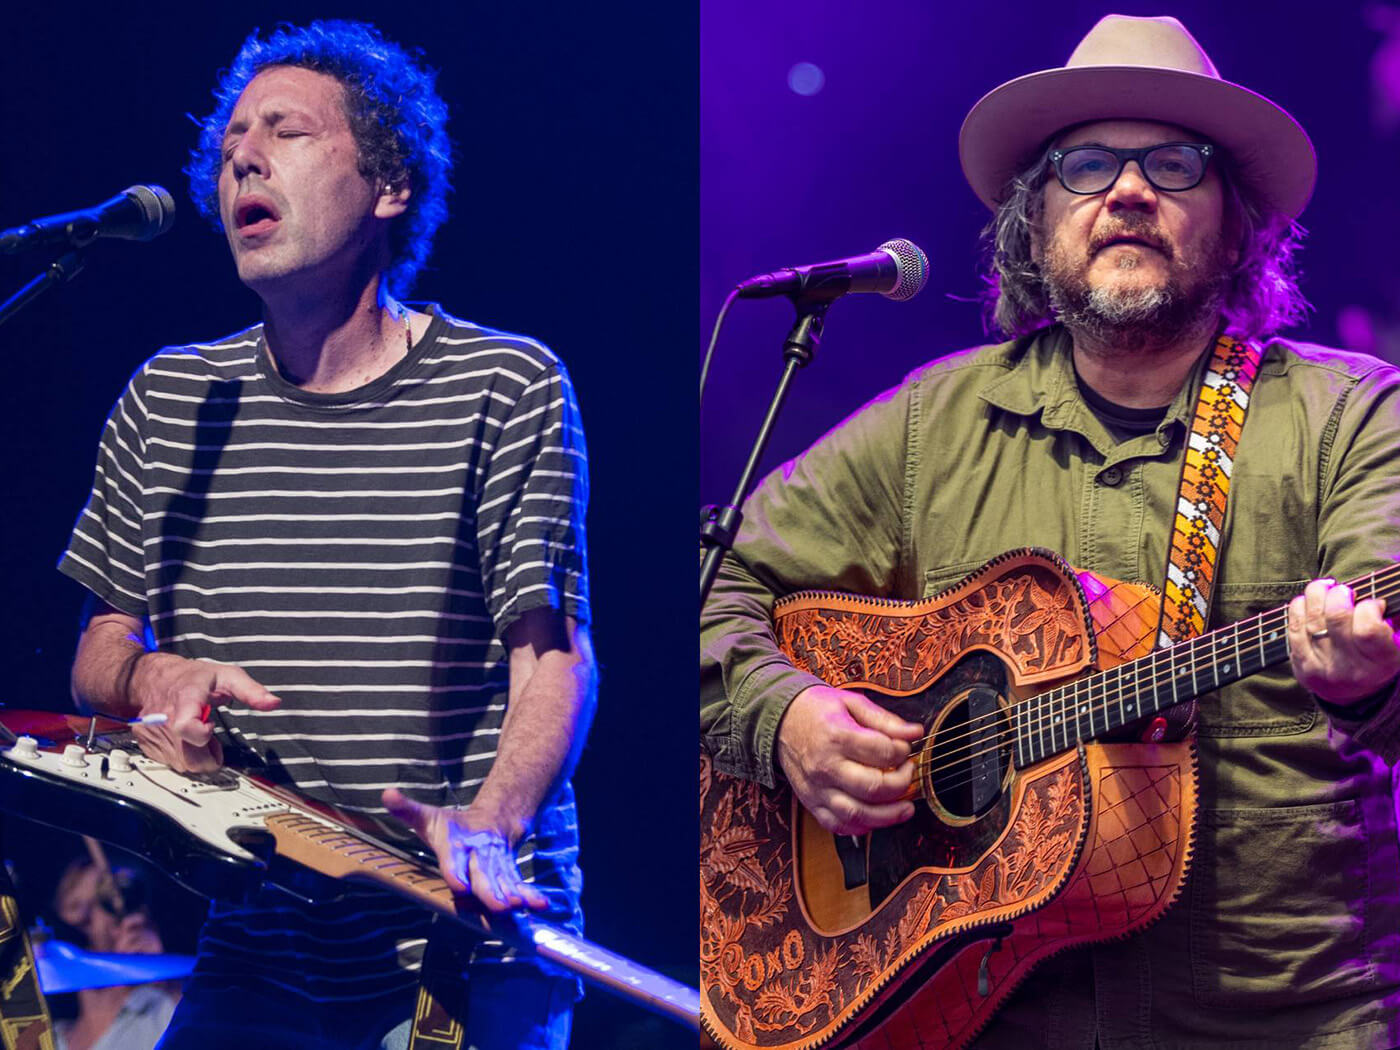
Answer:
[{"left": 921, "top": 684, "right": 1012, "bottom": 822}]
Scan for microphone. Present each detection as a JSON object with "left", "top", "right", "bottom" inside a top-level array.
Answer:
[
  {"left": 735, "top": 238, "right": 929, "bottom": 302},
  {"left": 0, "top": 185, "right": 176, "bottom": 255}
]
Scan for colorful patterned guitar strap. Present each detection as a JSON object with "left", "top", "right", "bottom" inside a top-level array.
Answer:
[{"left": 1152, "top": 334, "right": 1264, "bottom": 735}]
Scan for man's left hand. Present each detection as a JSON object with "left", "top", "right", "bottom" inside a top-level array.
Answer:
[
  {"left": 382, "top": 788, "right": 548, "bottom": 914},
  {"left": 1288, "top": 579, "right": 1400, "bottom": 707}
]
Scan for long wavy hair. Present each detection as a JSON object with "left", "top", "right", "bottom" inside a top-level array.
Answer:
[
  {"left": 980, "top": 146, "right": 1309, "bottom": 341},
  {"left": 186, "top": 20, "right": 453, "bottom": 296}
]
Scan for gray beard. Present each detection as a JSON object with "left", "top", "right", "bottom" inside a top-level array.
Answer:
[{"left": 1043, "top": 251, "right": 1228, "bottom": 353}]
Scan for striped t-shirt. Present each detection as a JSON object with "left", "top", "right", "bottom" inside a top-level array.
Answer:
[{"left": 58, "top": 306, "right": 590, "bottom": 1001}]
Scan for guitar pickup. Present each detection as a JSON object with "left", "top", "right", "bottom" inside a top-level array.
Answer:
[{"left": 835, "top": 834, "right": 868, "bottom": 890}]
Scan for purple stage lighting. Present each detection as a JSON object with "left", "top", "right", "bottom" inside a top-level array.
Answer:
[{"left": 787, "top": 62, "right": 825, "bottom": 96}]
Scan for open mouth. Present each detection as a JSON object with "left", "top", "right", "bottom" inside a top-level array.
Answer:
[{"left": 234, "top": 196, "right": 282, "bottom": 236}]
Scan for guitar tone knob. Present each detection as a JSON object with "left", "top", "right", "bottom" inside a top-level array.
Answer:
[
  {"left": 11, "top": 736, "right": 38, "bottom": 759},
  {"left": 108, "top": 750, "right": 132, "bottom": 773},
  {"left": 61, "top": 744, "right": 89, "bottom": 768}
]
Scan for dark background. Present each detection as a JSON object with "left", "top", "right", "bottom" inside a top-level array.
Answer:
[
  {"left": 0, "top": 3, "right": 696, "bottom": 1047},
  {"left": 701, "top": 0, "right": 1400, "bottom": 503}
]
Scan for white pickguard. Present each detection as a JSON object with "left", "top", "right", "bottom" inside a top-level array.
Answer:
[{"left": 2, "top": 736, "right": 291, "bottom": 862}]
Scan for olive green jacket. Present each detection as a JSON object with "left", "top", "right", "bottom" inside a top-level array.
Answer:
[{"left": 700, "top": 327, "right": 1400, "bottom": 1049}]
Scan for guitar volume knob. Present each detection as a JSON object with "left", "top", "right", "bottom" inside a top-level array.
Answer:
[
  {"left": 61, "top": 744, "right": 89, "bottom": 768},
  {"left": 11, "top": 736, "right": 38, "bottom": 759},
  {"left": 109, "top": 750, "right": 132, "bottom": 773}
]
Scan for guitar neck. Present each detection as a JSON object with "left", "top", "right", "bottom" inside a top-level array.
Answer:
[
  {"left": 1015, "top": 564, "right": 1400, "bottom": 766},
  {"left": 254, "top": 785, "right": 701, "bottom": 1028},
  {"left": 0, "top": 717, "right": 699, "bottom": 1026}
]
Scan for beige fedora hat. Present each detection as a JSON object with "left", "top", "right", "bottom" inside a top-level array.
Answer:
[{"left": 959, "top": 14, "right": 1316, "bottom": 219}]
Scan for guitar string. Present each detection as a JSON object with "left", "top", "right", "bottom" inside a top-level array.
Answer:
[
  {"left": 242, "top": 777, "right": 445, "bottom": 873},
  {"left": 209, "top": 777, "right": 446, "bottom": 881},
  {"left": 877, "top": 571, "right": 1400, "bottom": 798},
  {"left": 910, "top": 602, "right": 1285, "bottom": 770},
  {"left": 897, "top": 604, "right": 1287, "bottom": 776},
  {"left": 909, "top": 584, "right": 1400, "bottom": 802},
  {"left": 956, "top": 566, "right": 1391, "bottom": 758},
  {"left": 906, "top": 568, "right": 1400, "bottom": 770},
  {"left": 914, "top": 602, "right": 1306, "bottom": 791},
  {"left": 906, "top": 602, "right": 1307, "bottom": 806}
]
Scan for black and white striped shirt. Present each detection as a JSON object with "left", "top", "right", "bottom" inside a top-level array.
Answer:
[{"left": 59, "top": 306, "right": 590, "bottom": 1000}]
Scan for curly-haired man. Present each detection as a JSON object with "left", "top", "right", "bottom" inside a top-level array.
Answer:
[
  {"left": 702, "top": 14, "right": 1400, "bottom": 1048},
  {"left": 61, "top": 21, "right": 591, "bottom": 1050}
]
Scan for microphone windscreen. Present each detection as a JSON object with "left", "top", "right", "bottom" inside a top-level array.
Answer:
[
  {"left": 878, "top": 238, "right": 929, "bottom": 301},
  {"left": 124, "top": 185, "right": 177, "bottom": 239}
]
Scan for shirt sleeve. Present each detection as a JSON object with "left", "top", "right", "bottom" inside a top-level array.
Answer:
[
  {"left": 700, "top": 380, "right": 912, "bottom": 787},
  {"left": 1313, "top": 359, "right": 1400, "bottom": 763},
  {"left": 56, "top": 370, "right": 150, "bottom": 618},
  {"left": 478, "top": 356, "right": 591, "bottom": 634}
]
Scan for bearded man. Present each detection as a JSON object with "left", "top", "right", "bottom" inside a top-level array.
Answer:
[{"left": 701, "top": 15, "right": 1400, "bottom": 1048}]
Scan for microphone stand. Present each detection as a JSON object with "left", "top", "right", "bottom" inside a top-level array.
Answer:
[
  {"left": 0, "top": 250, "right": 85, "bottom": 330},
  {"left": 700, "top": 297, "right": 829, "bottom": 606}
]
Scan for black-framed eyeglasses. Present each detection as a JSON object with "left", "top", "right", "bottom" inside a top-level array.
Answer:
[{"left": 1047, "top": 142, "right": 1215, "bottom": 195}]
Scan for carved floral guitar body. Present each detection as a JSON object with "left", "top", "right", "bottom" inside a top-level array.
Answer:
[{"left": 700, "top": 546, "right": 1366, "bottom": 1050}]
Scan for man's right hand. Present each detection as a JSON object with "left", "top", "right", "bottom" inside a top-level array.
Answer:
[
  {"left": 776, "top": 684, "right": 923, "bottom": 835},
  {"left": 129, "top": 652, "right": 281, "bottom": 772}
]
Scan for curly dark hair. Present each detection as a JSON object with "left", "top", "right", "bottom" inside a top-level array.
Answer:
[
  {"left": 980, "top": 145, "right": 1309, "bottom": 342},
  {"left": 186, "top": 20, "right": 452, "bottom": 296}
]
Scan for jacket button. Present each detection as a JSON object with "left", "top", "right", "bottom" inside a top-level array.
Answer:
[
  {"left": 1157, "top": 429, "right": 1171, "bottom": 448},
  {"left": 1099, "top": 465, "right": 1123, "bottom": 487}
]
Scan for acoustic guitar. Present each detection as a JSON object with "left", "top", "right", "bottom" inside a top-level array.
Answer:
[
  {"left": 0, "top": 709, "right": 700, "bottom": 1028},
  {"left": 700, "top": 547, "right": 1385, "bottom": 1050}
]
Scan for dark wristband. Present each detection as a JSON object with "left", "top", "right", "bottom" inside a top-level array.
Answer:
[{"left": 119, "top": 648, "right": 155, "bottom": 709}]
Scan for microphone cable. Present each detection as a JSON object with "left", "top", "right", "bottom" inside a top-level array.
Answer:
[{"left": 699, "top": 287, "right": 739, "bottom": 410}]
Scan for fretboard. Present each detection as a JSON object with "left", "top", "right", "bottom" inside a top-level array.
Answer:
[{"left": 1014, "top": 564, "right": 1400, "bottom": 766}]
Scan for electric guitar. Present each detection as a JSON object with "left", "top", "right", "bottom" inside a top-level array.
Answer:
[
  {"left": 0, "top": 709, "right": 699, "bottom": 1029},
  {"left": 700, "top": 547, "right": 1385, "bottom": 1050}
]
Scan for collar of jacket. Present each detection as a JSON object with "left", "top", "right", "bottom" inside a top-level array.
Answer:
[{"left": 977, "top": 323, "right": 1211, "bottom": 441}]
